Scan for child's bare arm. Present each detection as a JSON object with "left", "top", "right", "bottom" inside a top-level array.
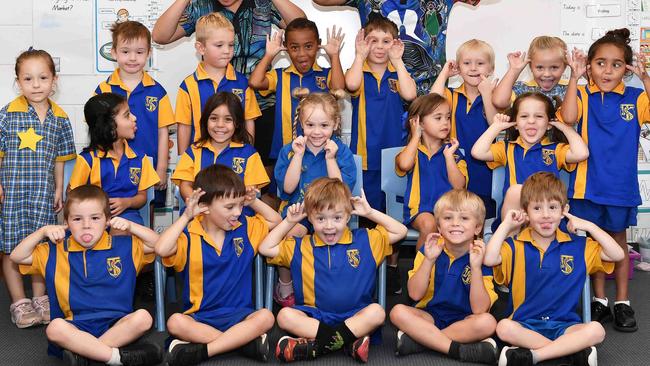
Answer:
[
  {"left": 407, "top": 233, "right": 443, "bottom": 301},
  {"left": 282, "top": 136, "right": 305, "bottom": 194},
  {"left": 442, "top": 139, "right": 466, "bottom": 189},
  {"left": 351, "top": 192, "right": 407, "bottom": 244},
  {"left": 109, "top": 217, "right": 159, "bottom": 254},
  {"left": 156, "top": 127, "right": 170, "bottom": 190},
  {"left": 430, "top": 60, "right": 458, "bottom": 95},
  {"left": 249, "top": 31, "right": 283, "bottom": 90},
  {"left": 492, "top": 51, "right": 528, "bottom": 109},
  {"left": 389, "top": 39, "right": 416, "bottom": 101},
  {"left": 259, "top": 203, "right": 305, "bottom": 258},
  {"left": 469, "top": 240, "right": 492, "bottom": 313},
  {"left": 156, "top": 189, "right": 208, "bottom": 257},
  {"left": 564, "top": 212, "right": 624, "bottom": 262},
  {"left": 560, "top": 48, "right": 586, "bottom": 125},
  {"left": 345, "top": 29, "right": 368, "bottom": 93},
  {"left": 54, "top": 160, "right": 64, "bottom": 212},
  {"left": 484, "top": 209, "right": 526, "bottom": 266},
  {"left": 471, "top": 114, "right": 515, "bottom": 161},
  {"left": 550, "top": 120, "right": 589, "bottom": 163},
  {"left": 478, "top": 75, "right": 498, "bottom": 124},
  {"left": 177, "top": 124, "right": 191, "bottom": 156},
  {"left": 395, "top": 117, "right": 421, "bottom": 173},
  {"left": 11, "top": 225, "right": 66, "bottom": 265}
]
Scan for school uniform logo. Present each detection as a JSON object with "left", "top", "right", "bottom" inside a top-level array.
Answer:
[
  {"left": 233, "top": 237, "right": 244, "bottom": 257},
  {"left": 560, "top": 255, "right": 574, "bottom": 275},
  {"left": 315, "top": 76, "right": 327, "bottom": 90},
  {"left": 388, "top": 78, "right": 398, "bottom": 93},
  {"left": 145, "top": 96, "right": 158, "bottom": 112},
  {"left": 106, "top": 257, "right": 122, "bottom": 278},
  {"left": 347, "top": 249, "right": 360, "bottom": 268},
  {"left": 462, "top": 265, "right": 472, "bottom": 285},
  {"left": 541, "top": 149, "right": 555, "bottom": 166},
  {"left": 232, "top": 157, "right": 245, "bottom": 174},
  {"left": 231, "top": 89, "right": 244, "bottom": 102},
  {"left": 620, "top": 104, "right": 635, "bottom": 121},
  {"left": 129, "top": 167, "right": 141, "bottom": 185}
]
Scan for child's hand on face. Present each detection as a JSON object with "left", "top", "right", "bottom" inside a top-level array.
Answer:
[
  {"left": 549, "top": 119, "right": 569, "bottom": 131},
  {"left": 442, "top": 60, "right": 460, "bottom": 78},
  {"left": 502, "top": 209, "right": 527, "bottom": 230},
  {"left": 286, "top": 202, "right": 307, "bottom": 224},
  {"left": 388, "top": 39, "right": 405, "bottom": 63},
  {"left": 323, "top": 25, "right": 345, "bottom": 58},
  {"left": 469, "top": 239, "right": 486, "bottom": 268},
  {"left": 564, "top": 211, "right": 593, "bottom": 234},
  {"left": 265, "top": 30, "right": 285, "bottom": 57},
  {"left": 443, "top": 138, "right": 460, "bottom": 159},
  {"left": 109, "top": 217, "right": 131, "bottom": 232},
  {"left": 354, "top": 29, "right": 370, "bottom": 60},
  {"left": 351, "top": 190, "right": 372, "bottom": 217},
  {"left": 507, "top": 51, "right": 529, "bottom": 71},
  {"left": 423, "top": 232, "right": 444, "bottom": 261},
  {"left": 109, "top": 197, "right": 130, "bottom": 216},
  {"left": 42, "top": 224, "right": 67, "bottom": 242},
  {"left": 492, "top": 113, "right": 516, "bottom": 131},
  {"left": 627, "top": 52, "right": 650, "bottom": 81},
  {"left": 478, "top": 74, "right": 498, "bottom": 95},
  {"left": 184, "top": 188, "right": 209, "bottom": 220},
  {"left": 243, "top": 186, "right": 259, "bottom": 206},
  {"left": 291, "top": 136, "right": 306, "bottom": 156},
  {"left": 409, "top": 116, "right": 422, "bottom": 142},
  {"left": 568, "top": 48, "right": 587, "bottom": 79},
  {"left": 324, "top": 139, "right": 338, "bottom": 160}
]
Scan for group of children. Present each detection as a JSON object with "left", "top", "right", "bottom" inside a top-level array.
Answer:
[{"left": 0, "top": 6, "right": 647, "bottom": 366}]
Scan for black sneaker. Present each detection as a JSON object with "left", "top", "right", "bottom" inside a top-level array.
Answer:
[
  {"left": 613, "top": 303, "right": 638, "bottom": 332},
  {"left": 167, "top": 340, "right": 208, "bottom": 366},
  {"left": 395, "top": 330, "right": 426, "bottom": 356},
  {"left": 118, "top": 342, "right": 163, "bottom": 366},
  {"left": 240, "top": 333, "right": 269, "bottom": 361},
  {"left": 567, "top": 346, "right": 597, "bottom": 366},
  {"left": 62, "top": 349, "right": 89, "bottom": 366},
  {"left": 590, "top": 301, "right": 613, "bottom": 323},
  {"left": 386, "top": 265, "right": 402, "bottom": 295},
  {"left": 458, "top": 338, "right": 498, "bottom": 364},
  {"left": 275, "top": 336, "right": 317, "bottom": 362},
  {"left": 498, "top": 346, "right": 533, "bottom": 366},
  {"left": 343, "top": 336, "right": 370, "bottom": 363}
]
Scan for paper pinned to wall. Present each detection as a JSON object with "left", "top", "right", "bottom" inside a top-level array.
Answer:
[{"left": 33, "top": 0, "right": 94, "bottom": 75}]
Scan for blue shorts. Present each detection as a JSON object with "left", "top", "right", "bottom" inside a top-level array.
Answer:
[
  {"left": 192, "top": 307, "right": 254, "bottom": 332},
  {"left": 362, "top": 170, "right": 385, "bottom": 212},
  {"left": 293, "top": 305, "right": 364, "bottom": 327},
  {"left": 48, "top": 313, "right": 123, "bottom": 357},
  {"left": 517, "top": 319, "right": 580, "bottom": 341},
  {"left": 425, "top": 308, "right": 467, "bottom": 330},
  {"left": 152, "top": 188, "right": 167, "bottom": 207},
  {"left": 569, "top": 199, "right": 637, "bottom": 233}
]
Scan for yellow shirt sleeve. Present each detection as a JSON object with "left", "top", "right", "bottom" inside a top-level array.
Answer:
[
  {"left": 482, "top": 273, "right": 498, "bottom": 308},
  {"left": 367, "top": 226, "right": 392, "bottom": 267},
  {"left": 244, "top": 152, "right": 270, "bottom": 188},
  {"left": 442, "top": 88, "right": 453, "bottom": 103},
  {"left": 407, "top": 250, "right": 428, "bottom": 279},
  {"left": 244, "top": 87, "right": 262, "bottom": 120},
  {"left": 69, "top": 155, "right": 91, "bottom": 190},
  {"left": 486, "top": 142, "right": 506, "bottom": 169},
  {"left": 171, "top": 151, "right": 197, "bottom": 187},
  {"left": 585, "top": 237, "right": 615, "bottom": 275},
  {"left": 266, "top": 237, "right": 296, "bottom": 267},
  {"left": 395, "top": 146, "right": 410, "bottom": 177},
  {"left": 138, "top": 155, "right": 161, "bottom": 191},
  {"left": 555, "top": 143, "right": 577, "bottom": 172},
  {"left": 175, "top": 87, "right": 192, "bottom": 126},
  {"left": 97, "top": 82, "right": 112, "bottom": 94},
  {"left": 246, "top": 214, "right": 270, "bottom": 253},
  {"left": 131, "top": 236, "right": 154, "bottom": 274},
  {"left": 637, "top": 91, "right": 650, "bottom": 126},
  {"left": 18, "top": 243, "right": 50, "bottom": 276},
  {"left": 557, "top": 87, "right": 584, "bottom": 123},
  {"left": 492, "top": 242, "right": 513, "bottom": 286},
  {"left": 162, "top": 232, "right": 189, "bottom": 272},
  {"left": 457, "top": 159, "right": 468, "bottom": 187},
  {"left": 157, "top": 94, "right": 176, "bottom": 128},
  {"left": 258, "top": 70, "right": 278, "bottom": 97}
]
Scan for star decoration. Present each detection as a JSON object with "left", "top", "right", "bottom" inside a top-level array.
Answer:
[{"left": 17, "top": 127, "right": 43, "bottom": 151}]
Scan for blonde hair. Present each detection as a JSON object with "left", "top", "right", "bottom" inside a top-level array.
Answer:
[
  {"left": 456, "top": 39, "right": 495, "bottom": 71},
  {"left": 196, "top": 12, "right": 234, "bottom": 43},
  {"left": 303, "top": 177, "right": 353, "bottom": 215},
  {"left": 528, "top": 36, "right": 568, "bottom": 64},
  {"left": 293, "top": 89, "right": 346, "bottom": 137},
  {"left": 520, "top": 172, "right": 568, "bottom": 210},
  {"left": 433, "top": 189, "right": 486, "bottom": 224}
]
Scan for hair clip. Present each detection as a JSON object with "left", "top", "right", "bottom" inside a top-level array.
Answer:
[{"left": 28, "top": 46, "right": 34, "bottom": 51}]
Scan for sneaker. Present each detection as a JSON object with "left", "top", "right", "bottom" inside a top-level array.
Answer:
[
  {"left": 568, "top": 346, "right": 597, "bottom": 366},
  {"left": 240, "top": 333, "right": 269, "bottom": 361},
  {"left": 62, "top": 349, "right": 89, "bottom": 366},
  {"left": 167, "top": 339, "right": 207, "bottom": 366},
  {"left": 395, "top": 331, "right": 426, "bottom": 356},
  {"left": 386, "top": 265, "right": 402, "bottom": 295},
  {"left": 498, "top": 346, "right": 533, "bottom": 366},
  {"left": 275, "top": 336, "right": 317, "bottom": 362},
  {"left": 32, "top": 295, "right": 50, "bottom": 324},
  {"left": 10, "top": 298, "right": 40, "bottom": 328},
  {"left": 459, "top": 338, "right": 498, "bottom": 364},
  {"left": 118, "top": 342, "right": 163, "bottom": 366},
  {"left": 591, "top": 301, "right": 613, "bottom": 324},
  {"left": 613, "top": 303, "right": 638, "bottom": 332},
  {"left": 273, "top": 282, "right": 296, "bottom": 307},
  {"left": 344, "top": 336, "right": 370, "bottom": 363}
]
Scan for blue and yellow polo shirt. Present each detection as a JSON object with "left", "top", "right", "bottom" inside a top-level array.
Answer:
[
  {"left": 397, "top": 143, "right": 468, "bottom": 224},
  {"left": 69, "top": 141, "right": 160, "bottom": 223},
  {"left": 95, "top": 70, "right": 175, "bottom": 165},
  {"left": 488, "top": 137, "right": 574, "bottom": 199},
  {"left": 172, "top": 141, "right": 269, "bottom": 188},
  {"left": 260, "top": 63, "right": 332, "bottom": 159},
  {"left": 409, "top": 238, "right": 497, "bottom": 322},
  {"left": 20, "top": 232, "right": 152, "bottom": 322},
  {"left": 444, "top": 84, "right": 492, "bottom": 198},
  {"left": 176, "top": 63, "right": 261, "bottom": 142},
  {"left": 562, "top": 82, "right": 650, "bottom": 206},
  {"left": 350, "top": 61, "right": 405, "bottom": 171},
  {"left": 268, "top": 226, "right": 391, "bottom": 314},
  {"left": 494, "top": 227, "right": 614, "bottom": 323},
  {"left": 274, "top": 136, "right": 357, "bottom": 217},
  {"left": 162, "top": 214, "right": 268, "bottom": 318}
]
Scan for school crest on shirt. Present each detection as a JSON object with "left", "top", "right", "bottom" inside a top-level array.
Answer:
[
  {"left": 462, "top": 265, "right": 472, "bottom": 285},
  {"left": 560, "top": 255, "right": 574, "bottom": 275},
  {"left": 129, "top": 167, "right": 141, "bottom": 185},
  {"left": 233, "top": 237, "right": 244, "bottom": 257},
  {"left": 541, "top": 149, "right": 555, "bottom": 166},
  {"left": 145, "top": 96, "right": 158, "bottom": 112},
  {"left": 620, "top": 104, "right": 635, "bottom": 121},
  {"left": 231, "top": 89, "right": 244, "bottom": 102},
  {"left": 106, "top": 257, "right": 122, "bottom": 278},
  {"left": 388, "top": 78, "right": 398, "bottom": 93},
  {"left": 232, "top": 157, "right": 245, "bottom": 174},
  {"left": 315, "top": 76, "right": 327, "bottom": 90},
  {"left": 347, "top": 249, "right": 360, "bottom": 268}
]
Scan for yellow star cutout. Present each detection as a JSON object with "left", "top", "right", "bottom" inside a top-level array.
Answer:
[{"left": 17, "top": 127, "right": 43, "bottom": 151}]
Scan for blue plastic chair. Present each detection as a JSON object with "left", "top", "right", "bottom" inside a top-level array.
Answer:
[{"left": 380, "top": 147, "right": 418, "bottom": 244}]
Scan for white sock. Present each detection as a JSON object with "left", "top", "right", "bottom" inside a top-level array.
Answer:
[
  {"left": 592, "top": 297, "right": 608, "bottom": 306},
  {"left": 614, "top": 300, "right": 630, "bottom": 306},
  {"left": 106, "top": 347, "right": 121, "bottom": 365},
  {"left": 278, "top": 279, "right": 293, "bottom": 298}
]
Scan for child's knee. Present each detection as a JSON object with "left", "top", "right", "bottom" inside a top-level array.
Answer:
[
  {"left": 276, "top": 308, "right": 298, "bottom": 329},
  {"left": 495, "top": 319, "right": 517, "bottom": 341},
  {"left": 45, "top": 318, "right": 68, "bottom": 343},
  {"left": 417, "top": 216, "right": 437, "bottom": 234},
  {"left": 473, "top": 313, "right": 497, "bottom": 334},
  {"left": 254, "top": 309, "right": 275, "bottom": 331},
  {"left": 364, "top": 303, "right": 385, "bottom": 327},
  {"left": 388, "top": 304, "right": 410, "bottom": 327},
  {"left": 131, "top": 309, "right": 153, "bottom": 333},
  {"left": 585, "top": 321, "right": 606, "bottom": 345},
  {"left": 166, "top": 313, "right": 186, "bottom": 335}
]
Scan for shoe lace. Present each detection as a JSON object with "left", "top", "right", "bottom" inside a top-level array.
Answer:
[
  {"left": 14, "top": 301, "right": 35, "bottom": 315},
  {"left": 33, "top": 297, "right": 49, "bottom": 311}
]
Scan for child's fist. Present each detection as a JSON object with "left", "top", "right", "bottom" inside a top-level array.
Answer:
[
  {"left": 469, "top": 240, "right": 486, "bottom": 268},
  {"left": 423, "top": 232, "right": 444, "bottom": 260},
  {"left": 42, "top": 225, "right": 67, "bottom": 242},
  {"left": 109, "top": 217, "right": 131, "bottom": 232},
  {"left": 324, "top": 139, "right": 338, "bottom": 160},
  {"left": 291, "top": 136, "right": 306, "bottom": 156}
]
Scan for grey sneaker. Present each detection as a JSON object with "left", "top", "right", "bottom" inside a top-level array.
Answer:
[
  {"left": 32, "top": 295, "right": 50, "bottom": 324},
  {"left": 10, "top": 298, "right": 40, "bottom": 328}
]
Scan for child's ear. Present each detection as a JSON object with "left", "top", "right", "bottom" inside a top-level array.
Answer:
[
  {"left": 194, "top": 41, "right": 205, "bottom": 55},
  {"left": 563, "top": 204, "right": 570, "bottom": 216},
  {"left": 474, "top": 222, "right": 483, "bottom": 236}
]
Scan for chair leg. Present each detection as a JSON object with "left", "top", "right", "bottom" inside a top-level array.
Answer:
[
  {"left": 265, "top": 265, "right": 275, "bottom": 310},
  {"left": 378, "top": 260, "right": 387, "bottom": 309},
  {"left": 255, "top": 255, "right": 263, "bottom": 310},
  {"left": 154, "top": 257, "right": 166, "bottom": 332},
  {"left": 582, "top": 274, "right": 591, "bottom": 323}
]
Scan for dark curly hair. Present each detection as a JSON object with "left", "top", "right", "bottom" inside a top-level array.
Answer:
[
  {"left": 194, "top": 92, "right": 251, "bottom": 147},
  {"left": 587, "top": 28, "right": 633, "bottom": 67},
  {"left": 83, "top": 93, "right": 125, "bottom": 154}
]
